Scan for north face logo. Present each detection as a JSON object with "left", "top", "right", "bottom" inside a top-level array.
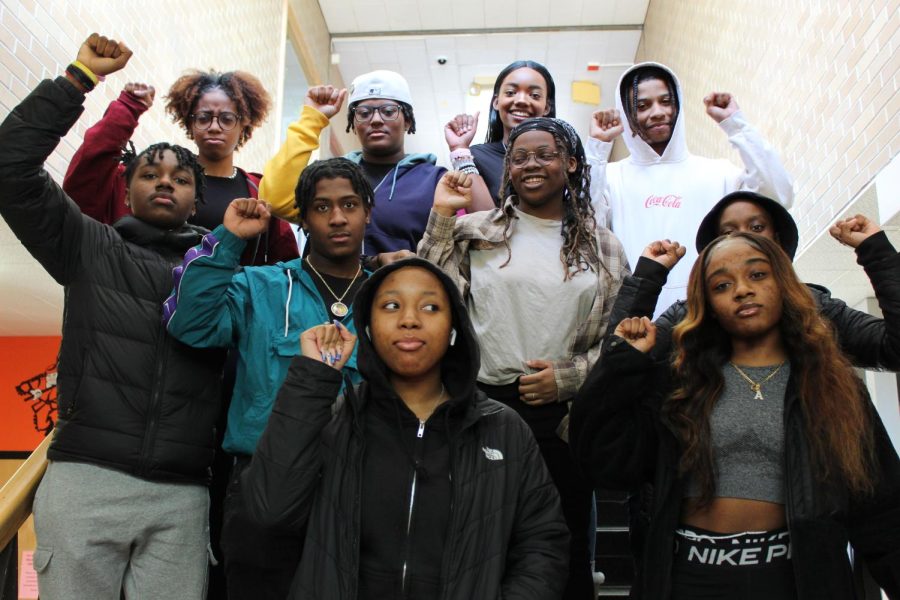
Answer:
[{"left": 482, "top": 447, "right": 503, "bottom": 460}]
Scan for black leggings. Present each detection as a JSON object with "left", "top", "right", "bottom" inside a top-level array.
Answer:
[{"left": 670, "top": 526, "right": 797, "bottom": 600}]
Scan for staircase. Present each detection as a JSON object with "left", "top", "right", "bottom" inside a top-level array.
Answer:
[{"left": 593, "top": 489, "right": 633, "bottom": 598}]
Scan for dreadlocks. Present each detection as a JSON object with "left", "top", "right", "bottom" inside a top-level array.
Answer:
[
  {"left": 165, "top": 70, "right": 271, "bottom": 149},
  {"left": 620, "top": 65, "right": 680, "bottom": 142},
  {"left": 345, "top": 101, "right": 416, "bottom": 135},
  {"left": 294, "top": 157, "right": 374, "bottom": 221},
  {"left": 121, "top": 142, "right": 206, "bottom": 205},
  {"left": 498, "top": 117, "right": 600, "bottom": 280}
]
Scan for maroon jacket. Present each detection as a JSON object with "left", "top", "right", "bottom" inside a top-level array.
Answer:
[{"left": 62, "top": 90, "right": 298, "bottom": 266}]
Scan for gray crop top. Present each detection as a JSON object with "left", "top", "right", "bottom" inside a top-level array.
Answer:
[{"left": 685, "top": 363, "right": 791, "bottom": 504}]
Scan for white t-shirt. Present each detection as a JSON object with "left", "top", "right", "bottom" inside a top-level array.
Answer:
[{"left": 469, "top": 208, "right": 596, "bottom": 385}]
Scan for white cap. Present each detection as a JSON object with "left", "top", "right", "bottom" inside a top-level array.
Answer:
[{"left": 348, "top": 70, "right": 413, "bottom": 106}]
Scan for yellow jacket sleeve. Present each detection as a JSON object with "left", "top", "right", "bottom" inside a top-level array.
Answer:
[{"left": 259, "top": 104, "right": 331, "bottom": 223}]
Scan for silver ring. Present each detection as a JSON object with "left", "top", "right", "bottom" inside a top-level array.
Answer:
[{"left": 528, "top": 393, "right": 536, "bottom": 400}]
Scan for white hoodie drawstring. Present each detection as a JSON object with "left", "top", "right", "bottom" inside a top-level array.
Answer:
[{"left": 284, "top": 269, "right": 293, "bottom": 336}]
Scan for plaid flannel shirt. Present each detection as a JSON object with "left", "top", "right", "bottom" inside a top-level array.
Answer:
[{"left": 417, "top": 198, "right": 630, "bottom": 405}]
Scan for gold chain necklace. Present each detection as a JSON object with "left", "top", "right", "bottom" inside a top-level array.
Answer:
[
  {"left": 304, "top": 257, "right": 361, "bottom": 318},
  {"left": 729, "top": 362, "right": 786, "bottom": 400}
]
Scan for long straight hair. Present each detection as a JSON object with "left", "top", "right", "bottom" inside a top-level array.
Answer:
[
  {"left": 485, "top": 61, "right": 557, "bottom": 144},
  {"left": 667, "top": 233, "right": 875, "bottom": 505}
]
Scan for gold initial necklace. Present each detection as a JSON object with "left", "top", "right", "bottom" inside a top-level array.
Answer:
[
  {"left": 304, "top": 257, "right": 361, "bottom": 318},
  {"left": 729, "top": 362, "right": 786, "bottom": 400}
]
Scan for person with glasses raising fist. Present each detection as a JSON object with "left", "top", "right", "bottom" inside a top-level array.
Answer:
[
  {"left": 261, "top": 70, "right": 448, "bottom": 256},
  {"left": 63, "top": 68, "right": 299, "bottom": 267},
  {"left": 419, "top": 117, "right": 629, "bottom": 599}
]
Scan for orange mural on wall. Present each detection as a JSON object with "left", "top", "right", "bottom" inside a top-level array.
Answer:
[{"left": 0, "top": 336, "right": 61, "bottom": 453}]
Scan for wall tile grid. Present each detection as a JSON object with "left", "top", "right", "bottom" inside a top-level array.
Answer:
[
  {"left": 638, "top": 0, "right": 899, "bottom": 248},
  {"left": 0, "top": 0, "right": 287, "bottom": 182}
]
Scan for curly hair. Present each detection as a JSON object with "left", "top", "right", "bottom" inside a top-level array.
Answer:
[
  {"left": 121, "top": 141, "right": 206, "bottom": 205},
  {"left": 496, "top": 117, "right": 598, "bottom": 280},
  {"left": 165, "top": 70, "right": 271, "bottom": 149},
  {"left": 667, "top": 233, "right": 875, "bottom": 507},
  {"left": 293, "top": 157, "right": 374, "bottom": 222}
]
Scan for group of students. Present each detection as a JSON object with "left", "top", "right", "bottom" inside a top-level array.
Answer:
[{"left": 1, "top": 31, "right": 899, "bottom": 600}]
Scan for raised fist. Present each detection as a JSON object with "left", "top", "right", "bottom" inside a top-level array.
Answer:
[
  {"left": 829, "top": 214, "right": 881, "bottom": 249},
  {"left": 300, "top": 320, "right": 357, "bottom": 370},
  {"left": 590, "top": 108, "right": 624, "bottom": 142},
  {"left": 433, "top": 171, "right": 473, "bottom": 216},
  {"left": 305, "top": 85, "right": 347, "bottom": 120},
  {"left": 124, "top": 82, "right": 155, "bottom": 109},
  {"left": 703, "top": 92, "right": 739, "bottom": 124},
  {"left": 76, "top": 33, "right": 132, "bottom": 78},
  {"left": 614, "top": 317, "right": 657, "bottom": 354},
  {"left": 444, "top": 112, "right": 480, "bottom": 151},
  {"left": 640, "top": 239, "right": 686, "bottom": 270},
  {"left": 223, "top": 198, "right": 271, "bottom": 240}
]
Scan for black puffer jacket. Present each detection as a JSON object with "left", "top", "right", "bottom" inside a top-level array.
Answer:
[
  {"left": 0, "top": 77, "right": 224, "bottom": 483},
  {"left": 571, "top": 340, "right": 900, "bottom": 599},
  {"left": 243, "top": 257, "right": 569, "bottom": 599},
  {"left": 609, "top": 230, "right": 900, "bottom": 371}
]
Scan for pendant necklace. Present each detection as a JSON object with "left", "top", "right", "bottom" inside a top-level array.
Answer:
[
  {"left": 305, "top": 257, "right": 361, "bottom": 318},
  {"left": 729, "top": 361, "right": 785, "bottom": 400}
]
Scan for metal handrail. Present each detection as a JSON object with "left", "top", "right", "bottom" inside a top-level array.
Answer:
[{"left": 0, "top": 435, "right": 51, "bottom": 550}]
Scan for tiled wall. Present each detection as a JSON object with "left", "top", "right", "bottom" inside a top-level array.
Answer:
[
  {"left": 638, "top": 0, "right": 899, "bottom": 248},
  {"left": 0, "top": 0, "right": 287, "bottom": 181}
]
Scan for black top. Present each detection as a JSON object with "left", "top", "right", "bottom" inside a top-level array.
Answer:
[
  {"left": 471, "top": 141, "right": 506, "bottom": 207},
  {"left": 192, "top": 171, "right": 250, "bottom": 231},
  {"left": 304, "top": 260, "right": 368, "bottom": 322},
  {"left": 359, "top": 159, "right": 398, "bottom": 192},
  {"left": 359, "top": 395, "right": 451, "bottom": 599},
  {"left": 0, "top": 78, "right": 225, "bottom": 484}
]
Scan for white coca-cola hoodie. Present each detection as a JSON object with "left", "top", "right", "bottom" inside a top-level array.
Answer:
[{"left": 588, "top": 62, "right": 793, "bottom": 317}]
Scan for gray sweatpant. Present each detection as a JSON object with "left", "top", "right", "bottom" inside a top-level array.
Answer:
[{"left": 33, "top": 461, "right": 209, "bottom": 600}]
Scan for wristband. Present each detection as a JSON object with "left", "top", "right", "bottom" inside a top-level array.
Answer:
[
  {"left": 449, "top": 148, "right": 473, "bottom": 161},
  {"left": 71, "top": 60, "right": 99, "bottom": 85},
  {"left": 66, "top": 63, "right": 95, "bottom": 91}
]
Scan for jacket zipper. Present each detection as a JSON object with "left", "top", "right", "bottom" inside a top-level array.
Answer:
[
  {"left": 138, "top": 311, "right": 169, "bottom": 475},
  {"left": 401, "top": 419, "right": 427, "bottom": 595},
  {"left": 138, "top": 259, "right": 177, "bottom": 475}
]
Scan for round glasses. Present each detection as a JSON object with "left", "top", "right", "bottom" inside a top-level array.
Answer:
[
  {"left": 352, "top": 103, "right": 402, "bottom": 123},
  {"left": 190, "top": 111, "right": 241, "bottom": 131},
  {"left": 509, "top": 149, "right": 561, "bottom": 168}
]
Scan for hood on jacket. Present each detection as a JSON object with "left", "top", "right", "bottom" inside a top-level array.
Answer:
[
  {"left": 352, "top": 257, "right": 480, "bottom": 406},
  {"left": 114, "top": 215, "right": 207, "bottom": 254},
  {"left": 344, "top": 151, "right": 439, "bottom": 200},
  {"left": 615, "top": 62, "right": 689, "bottom": 165},
  {"left": 695, "top": 191, "right": 799, "bottom": 259}
]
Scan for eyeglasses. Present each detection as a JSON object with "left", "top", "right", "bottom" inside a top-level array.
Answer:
[
  {"left": 509, "top": 149, "right": 561, "bottom": 168},
  {"left": 352, "top": 104, "right": 402, "bottom": 123},
  {"left": 190, "top": 111, "right": 241, "bottom": 131}
]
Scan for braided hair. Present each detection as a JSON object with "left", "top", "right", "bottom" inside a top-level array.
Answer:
[
  {"left": 485, "top": 61, "right": 556, "bottom": 144},
  {"left": 294, "top": 157, "right": 375, "bottom": 221},
  {"left": 497, "top": 117, "right": 599, "bottom": 280},
  {"left": 619, "top": 65, "right": 679, "bottom": 143},
  {"left": 345, "top": 101, "right": 416, "bottom": 135},
  {"left": 165, "top": 70, "right": 271, "bottom": 148},
  {"left": 121, "top": 141, "right": 206, "bottom": 205}
]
